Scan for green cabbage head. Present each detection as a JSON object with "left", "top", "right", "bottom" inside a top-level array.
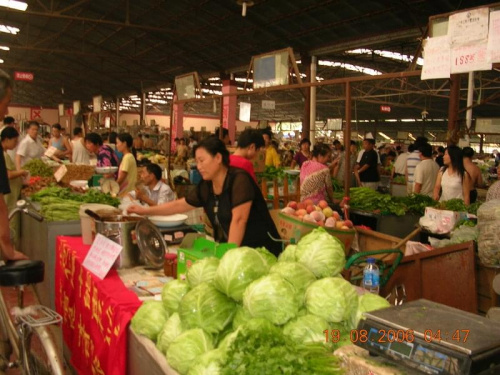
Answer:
[
  {"left": 283, "top": 314, "right": 331, "bottom": 346},
  {"left": 232, "top": 306, "right": 253, "bottom": 329},
  {"left": 162, "top": 279, "right": 190, "bottom": 314},
  {"left": 295, "top": 227, "right": 346, "bottom": 278},
  {"left": 214, "top": 247, "right": 274, "bottom": 301},
  {"left": 278, "top": 244, "right": 297, "bottom": 262},
  {"left": 269, "top": 261, "right": 316, "bottom": 300},
  {"left": 186, "top": 257, "right": 220, "bottom": 288},
  {"left": 131, "top": 300, "right": 168, "bottom": 341},
  {"left": 350, "top": 293, "right": 391, "bottom": 329},
  {"left": 179, "top": 283, "right": 236, "bottom": 334},
  {"left": 167, "top": 328, "right": 214, "bottom": 375},
  {"left": 187, "top": 349, "right": 224, "bottom": 375},
  {"left": 305, "top": 277, "right": 358, "bottom": 323},
  {"left": 156, "top": 312, "right": 184, "bottom": 354},
  {"left": 243, "top": 274, "right": 300, "bottom": 325}
]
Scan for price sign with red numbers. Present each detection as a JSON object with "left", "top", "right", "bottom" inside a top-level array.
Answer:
[{"left": 450, "top": 43, "right": 491, "bottom": 74}]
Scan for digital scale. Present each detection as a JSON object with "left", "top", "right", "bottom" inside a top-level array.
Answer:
[
  {"left": 159, "top": 224, "right": 196, "bottom": 245},
  {"left": 356, "top": 299, "right": 500, "bottom": 374}
]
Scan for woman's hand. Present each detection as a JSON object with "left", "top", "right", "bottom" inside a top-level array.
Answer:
[{"left": 127, "top": 205, "right": 148, "bottom": 215}]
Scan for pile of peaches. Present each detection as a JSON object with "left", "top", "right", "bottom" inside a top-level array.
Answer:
[{"left": 281, "top": 199, "right": 354, "bottom": 230}]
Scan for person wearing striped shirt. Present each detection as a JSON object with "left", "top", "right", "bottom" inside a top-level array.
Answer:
[{"left": 406, "top": 137, "right": 429, "bottom": 194}]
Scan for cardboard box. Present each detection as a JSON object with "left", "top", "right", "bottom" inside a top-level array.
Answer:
[
  {"left": 177, "top": 234, "right": 236, "bottom": 280},
  {"left": 252, "top": 150, "right": 266, "bottom": 173},
  {"left": 276, "top": 212, "right": 355, "bottom": 254}
]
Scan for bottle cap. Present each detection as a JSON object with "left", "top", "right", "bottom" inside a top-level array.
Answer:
[{"left": 367, "top": 257, "right": 376, "bottom": 264}]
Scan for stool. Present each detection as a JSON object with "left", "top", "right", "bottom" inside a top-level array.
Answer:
[{"left": 0, "top": 260, "right": 44, "bottom": 287}]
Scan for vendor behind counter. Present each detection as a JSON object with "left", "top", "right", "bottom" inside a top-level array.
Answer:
[{"left": 128, "top": 136, "right": 282, "bottom": 256}]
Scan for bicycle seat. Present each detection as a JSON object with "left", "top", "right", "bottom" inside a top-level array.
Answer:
[{"left": 0, "top": 260, "right": 44, "bottom": 287}]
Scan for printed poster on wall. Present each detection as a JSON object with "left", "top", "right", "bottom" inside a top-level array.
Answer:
[
  {"left": 239, "top": 102, "right": 251, "bottom": 122},
  {"left": 421, "top": 36, "right": 451, "bottom": 80},
  {"left": 448, "top": 7, "right": 489, "bottom": 46},
  {"left": 450, "top": 42, "right": 492, "bottom": 74},
  {"left": 487, "top": 11, "right": 500, "bottom": 63}
]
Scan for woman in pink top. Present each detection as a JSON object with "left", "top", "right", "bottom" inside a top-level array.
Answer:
[
  {"left": 229, "top": 129, "right": 265, "bottom": 183},
  {"left": 300, "top": 143, "right": 334, "bottom": 205}
]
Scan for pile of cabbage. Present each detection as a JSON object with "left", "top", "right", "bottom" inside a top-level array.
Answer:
[{"left": 131, "top": 227, "right": 390, "bottom": 375}]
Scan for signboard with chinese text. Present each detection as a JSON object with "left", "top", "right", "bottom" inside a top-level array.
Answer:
[{"left": 14, "top": 71, "right": 34, "bottom": 81}]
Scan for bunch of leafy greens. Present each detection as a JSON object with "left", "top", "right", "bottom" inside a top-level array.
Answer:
[
  {"left": 349, "top": 187, "right": 406, "bottom": 216},
  {"left": 31, "top": 186, "right": 120, "bottom": 207},
  {"left": 220, "top": 319, "right": 342, "bottom": 375}
]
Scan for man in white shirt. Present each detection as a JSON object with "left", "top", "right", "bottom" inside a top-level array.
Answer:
[
  {"left": 413, "top": 143, "right": 439, "bottom": 196},
  {"left": 406, "top": 137, "right": 429, "bottom": 194},
  {"left": 135, "top": 163, "right": 175, "bottom": 206},
  {"left": 392, "top": 147, "right": 409, "bottom": 177},
  {"left": 16, "top": 121, "right": 45, "bottom": 169}
]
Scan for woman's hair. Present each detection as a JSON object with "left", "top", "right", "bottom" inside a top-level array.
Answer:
[
  {"left": 145, "top": 163, "right": 162, "bottom": 181},
  {"left": 109, "top": 131, "right": 118, "bottom": 144},
  {"left": 1, "top": 126, "right": 19, "bottom": 141},
  {"left": 198, "top": 136, "right": 230, "bottom": 167},
  {"left": 311, "top": 143, "right": 331, "bottom": 158},
  {"left": 73, "top": 127, "right": 83, "bottom": 136},
  {"left": 445, "top": 145, "right": 465, "bottom": 179},
  {"left": 117, "top": 133, "right": 133, "bottom": 149},
  {"left": 299, "top": 138, "right": 311, "bottom": 146},
  {"left": 52, "top": 123, "right": 62, "bottom": 130},
  {"left": 84, "top": 132, "right": 103, "bottom": 146}
]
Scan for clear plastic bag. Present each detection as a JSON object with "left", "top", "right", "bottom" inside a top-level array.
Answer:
[{"left": 477, "top": 199, "right": 500, "bottom": 266}]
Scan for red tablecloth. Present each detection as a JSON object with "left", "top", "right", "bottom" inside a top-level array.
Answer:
[{"left": 55, "top": 236, "right": 142, "bottom": 375}]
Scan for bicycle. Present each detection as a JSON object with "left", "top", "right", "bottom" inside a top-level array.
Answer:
[{"left": 0, "top": 200, "right": 65, "bottom": 375}]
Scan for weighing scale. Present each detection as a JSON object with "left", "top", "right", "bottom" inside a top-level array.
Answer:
[
  {"left": 159, "top": 224, "right": 196, "bottom": 245},
  {"left": 356, "top": 299, "right": 500, "bottom": 374}
]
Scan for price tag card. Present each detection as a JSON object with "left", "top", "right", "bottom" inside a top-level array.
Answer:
[
  {"left": 44, "top": 146, "right": 58, "bottom": 158},
  {"left": 54, "top": 164, "right": 67, "bottom": 182},
  {"left": 487, "top": 10, "right": 500, "bottom": 63},
  {"left": 450, "top": 42, "right": 492, "bottom": 74},
  {"left": 83, "top": 233, "right": 123, "bottom": 280}
]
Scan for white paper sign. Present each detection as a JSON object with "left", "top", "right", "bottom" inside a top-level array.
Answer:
[
  {"left": 261, "top": 100, "right": 275, "bottom": 110},
  {"left": 487, "top": 11, "right": 500, "bottom": 63},
  {"left": 449, "top": 7, "right": 489, "bottom": 46},
  {"left": 53, "top": 164, "right": 67, "bottom": 182},
  {"left": 239, "top": 102, "right": 251, "bottom": 122},
  {"left": 82, "top": 234, "right": 123, "bottom": 280},
  {"left": 450, "top": 42, "right": 492, "bottom": 74},
  {"left": 44, "top": 146, "right": 58, "bottom": 158},
  {"left": 421, "top": 36, "right": 451, "bottom": 80}
]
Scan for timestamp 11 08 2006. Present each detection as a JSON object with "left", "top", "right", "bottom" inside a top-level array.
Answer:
[{"left": 324, "top": 329, "right": 470, "bottom": 344}]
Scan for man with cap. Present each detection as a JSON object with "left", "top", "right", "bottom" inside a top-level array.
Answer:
[{"left": 355, "top": 135, "right": 380, "bottom": 190}]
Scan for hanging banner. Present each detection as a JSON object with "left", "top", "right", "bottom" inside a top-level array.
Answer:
[
  {"left": 14, "top": 71, "right": 34, "bottom": 81},
  {"left": 239, "top": 102, "right": 251, "bottom": 122},
  {"left": 450, "top": 41, "right": 492, "bottom": 74},
  {"left": 421, "top": 36, "right": 451, "bottom": 80},
  {"left": 487, "top": 11, "right": 500, "bottom": 63},
  {"left": 448, "top": 7, "right": 489, "bottom": 46}
]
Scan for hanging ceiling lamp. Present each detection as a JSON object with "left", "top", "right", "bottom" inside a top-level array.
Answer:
[{"left": 237, "top": 0, "right": 254, "bottom": 17}]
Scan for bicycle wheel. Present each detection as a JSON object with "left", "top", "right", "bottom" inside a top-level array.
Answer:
[{"left": 22, "top": 326, "right": 64, "bottom": 375}]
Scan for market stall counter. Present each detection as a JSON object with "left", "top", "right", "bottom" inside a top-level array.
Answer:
[{"left": 55, "top": 236, "right": 142, "bottom": 375}]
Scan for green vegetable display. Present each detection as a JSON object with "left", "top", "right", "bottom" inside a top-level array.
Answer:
[
  {"left": 243, "top": 274, "right": 300, "bottom": 325},
  {"left": 31, "top": 186, "right": 120, "bottom": 207},
  {"left": 186, "top": 257, "right": 219, "bottom": 288},
  {"left": 179, "top": 283, "right": 236, "bottom": 334},
  {"left": 392, "top": 175, "right": 406, "bottom": 185},
  {"left": 283, "top": 314, "right": 331, "bottom": 347},
  {"left": 350, "top": 293, "right": 391, "bottom": 329},
  {"left": 305, "top": 277, "right": 358, "bottom": 323},
  {"left": 156, "top": 313, "right": 184, "bottom": 355},
  {"left": 24, "top": 159, "right": 54, "bottom": 177},
  {"left": 166, "top": 328, "right": 214, "bottom": 375},
  {"left": 295, "top": 227, "right": 346, "bottom": 278},
  {"left": 278, "top": 244, "right": 297, "bottom": 262},
  {"left": 187, "top": 349, "right": 224, "bottom": 375},
  {"left": 130, "top": 301, "right": 168, "bottom": 341},
  {"left": 214, "top": 247, "right": 273, "bottom": 301},
  {"left": 269, "top": 261, "right": 317, "bottom": 300},
  {"left": 161, "top": 280, "right": 190, "bottom": 314},
  {"left": 349, "top": 187, "right": 407, "bottom": 216}
]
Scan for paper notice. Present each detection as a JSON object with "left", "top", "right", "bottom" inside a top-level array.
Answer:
[
  {"left": 239, "top": 102, "right": 251, "bottom": 122},
  {"left": 53, "top": 164, "right": 67, "bottom": 182},
  {"left": 421, "top": 36, "right": 451, "bottom": 80},
  {"left": 449, "top": 7, "right": 489, "bottom": 46},
  {"left": 44, "top": 146, "right": 58, "bottom": 158},
  {"left": 487, "top": 11, "right": 500, "bottom": 63},
  {"left": 83, "top": 233, "right": 123, "bottom": 280},
  {"left": 450, "top": 41, "right": 492, "bottom": 74}
]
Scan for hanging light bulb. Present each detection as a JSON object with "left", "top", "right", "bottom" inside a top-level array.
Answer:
[{"left": 237, "top": 0, "right": 254, "bottom": 17}]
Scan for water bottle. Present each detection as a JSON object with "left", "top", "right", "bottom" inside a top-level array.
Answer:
[{"left": 362, "top": 258, "right": 380, "bottom": 294}]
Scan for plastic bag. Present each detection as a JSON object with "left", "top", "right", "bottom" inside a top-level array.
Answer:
[{"left": 477, "top": 199, "right": 500, "bottom": 266}]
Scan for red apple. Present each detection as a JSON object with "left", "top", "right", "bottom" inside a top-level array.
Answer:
[
  {"left": 333, "top": 211, "right": 341, "bottom": 220},
  {"left": 296, "top": 209, "right": 307, "bottom": 217},
  {"left": 288, "top": 201, "right": 298, "bottom": 210},
  {"left": 317, "top": 220, "right": 325, "bottom": 227},
  {"left": 297, "top": 202, "right": 306, "bottom": 210},
  {"left": 343, "top": 219, "right": 354, "bottom": 228},
  {"left": 304, "top": 199, "right": 314, "bottom": 207},
  {"left": 306, "top": 205, "right": 315, "bottom": 214}
]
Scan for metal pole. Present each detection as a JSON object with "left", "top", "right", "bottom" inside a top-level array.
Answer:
[
  {"left": 344, "top": 82, "right": 352, "bottom": 197},
  {"left": 140, "top": 92, "right": 146, "bottom": 127},
  {"left": 447, "top": 74, "right": 461, "bottom": 145},
  {"left": 309, "top": 56, "right": 317, "bottom": 145},
  {"left": 302, "top": 55, "right": 311, "bottom": 140},
  {"left": 115, "top": 97, "right": 120, "bottom": 130},
  {"left": 466, "top": 72, "right": 474, "bottom": 143}
]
